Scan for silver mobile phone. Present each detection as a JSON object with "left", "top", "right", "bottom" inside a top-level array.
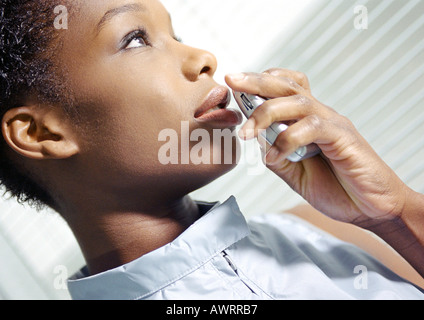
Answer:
[{"left": 233, "top": 91, "right": 321, "bottom": 162}]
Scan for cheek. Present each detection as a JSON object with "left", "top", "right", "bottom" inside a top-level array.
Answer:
[
  {"left": 77, "top": 98, "right": 240, "bottom": 196},
  {"left": 77, "top": 88, "right": 191, "bottom": 176},
  {"left": 71, "top": 58, "right": 238, "bottom": 189}
]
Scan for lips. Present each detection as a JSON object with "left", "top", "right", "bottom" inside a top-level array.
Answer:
[{"left": 195, "top": 86, "right": 243, "bottom": 128}]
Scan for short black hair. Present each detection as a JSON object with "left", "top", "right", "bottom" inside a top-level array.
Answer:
[{"left": 0, "top": 0, "right": 70, "bottom": 209}]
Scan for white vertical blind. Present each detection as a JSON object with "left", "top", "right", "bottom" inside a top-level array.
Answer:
[{"left": 0, "top": 0, "right": 423, "bottom": 299}]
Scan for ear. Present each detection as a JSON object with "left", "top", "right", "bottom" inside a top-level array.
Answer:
[{"left": 1, "top": 106, "right": 80, "bottom": 160}]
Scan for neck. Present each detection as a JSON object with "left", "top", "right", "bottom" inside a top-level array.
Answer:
[{"left": 63, "top": 195, "right": 200, "bottom": 275}]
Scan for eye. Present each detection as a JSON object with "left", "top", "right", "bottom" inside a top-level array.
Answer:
[
  {"left": 122, "top": 28, "right": 150, "bottom": 50},
  {"left": 126, "top": 34, "right": 147, "bottom": 49}
]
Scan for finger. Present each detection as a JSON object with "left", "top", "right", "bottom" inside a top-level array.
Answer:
[
  {"left": 239, "top": 95, "right": 315, "bottom": 140},
  {"left": 265, "top": 115, "right": 326, "bottom": 166},
  {"left": 257, "top": 133, "right": 270, "bottom": 162},
  {"left": 263, "top": 68, "right": 311, "bottom": 91},
  {"left": 225, "top": 72, "right": 304, "bottom": 99}
]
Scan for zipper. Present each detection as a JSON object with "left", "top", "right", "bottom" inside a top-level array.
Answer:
[
  {"left": 222, "top": 250, "right": 238, "bottom": 274},
  {"left": 221, "top": 250, "right": 256, "bottom": 294}
]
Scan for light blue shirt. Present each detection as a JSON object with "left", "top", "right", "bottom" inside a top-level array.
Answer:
[{"left": 68, "top": 197, "right": 424, "bottom": 300}]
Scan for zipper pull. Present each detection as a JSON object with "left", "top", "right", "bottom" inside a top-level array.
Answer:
[{"left": 222, "top": 251, "right": 238, "bottom": 274}]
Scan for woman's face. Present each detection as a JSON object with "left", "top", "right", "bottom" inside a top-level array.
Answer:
[{"left": 58, "top": 0, "right": 242, "bottom": 201}]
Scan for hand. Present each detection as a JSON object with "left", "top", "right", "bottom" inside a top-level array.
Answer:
[{"left": 225, "top": 69, "right": 410, "bottom": 225}]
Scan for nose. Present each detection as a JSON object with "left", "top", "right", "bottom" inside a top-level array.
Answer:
[{"left": 178, "top": 43, "right": 218, "bottom": 82}]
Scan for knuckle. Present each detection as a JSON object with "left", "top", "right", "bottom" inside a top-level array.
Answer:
[
  {"left": 339, "top": 114, "right": 354, "bottom": 127},
  {"left": 294, "top": 95, "right": 314, "bottom": 116},
  {"left": 338, "top": 114, "right": 357, "bottom": 133},
  {"left": 285, "top": 77, "right": 300, "bottom": 91},
  {"left": 295, "top": 71, "right": 308, "bottom": 83},
  {"left": 294, "top": 94, "right": 312, "bottom": 106},
  {"left": 305, "top": 114, "right": 322, "bottom": 130},
  {"left": 264, "top": 68, "right": 283, "bottom": 76}
]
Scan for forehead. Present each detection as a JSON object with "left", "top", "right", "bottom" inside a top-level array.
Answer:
[
  {"left": 50, "top": 0, "right": 173, "bottom": 94},
  {"left": 55, "top": 0, "right": 170, "bottom": 57},
  {"left": 67, "top": 0, "right": 167, "bottom": 28},
  {"left": 95, "top": 2, "right": 146, "bottom": 35}
]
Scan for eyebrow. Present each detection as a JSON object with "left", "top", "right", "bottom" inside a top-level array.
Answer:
[{"left": 96, "top": 3, "right": 146, "bottom": 35}]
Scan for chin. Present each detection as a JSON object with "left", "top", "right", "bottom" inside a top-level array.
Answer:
[
  {"left": 154, "top": 131, "right": 241, "bottom": 197},
  {"left": 168, "top": 158, "right": 238, "bottom": 200},
  {"left": 187, "top": 158, "right": 237, "bottom": 193}
]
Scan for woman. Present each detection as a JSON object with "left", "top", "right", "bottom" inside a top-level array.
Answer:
[{"left": 0, "top": 0, "right": 423, "bottom": 299}]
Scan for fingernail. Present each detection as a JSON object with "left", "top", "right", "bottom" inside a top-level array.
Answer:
[
  {"left": 238, "top": 119, "right": 255, "bottom": 140},
  {"left": 228, "top": 73, "right": 246, "bottom": 81},
  {"left": 265, "top": 147, "right": 280, "bottom": 165}
]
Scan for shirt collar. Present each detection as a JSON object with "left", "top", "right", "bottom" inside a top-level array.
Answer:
[{"left": 67, "top": 196, "right": 250, "bottom": 300}]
